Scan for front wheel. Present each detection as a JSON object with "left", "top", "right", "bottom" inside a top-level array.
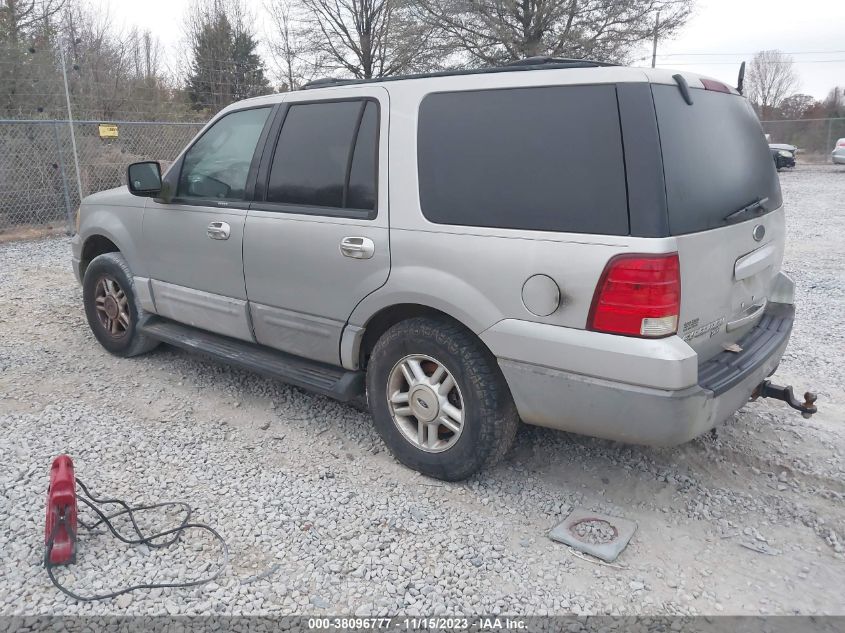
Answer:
[
  {"left": 366, "top": 317, "right": 519, "bottom": 481},
  {"left": 82, "top": 252, "right": 158, "bottom": 357}
]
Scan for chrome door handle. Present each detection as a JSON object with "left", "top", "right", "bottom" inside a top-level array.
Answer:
[
  {"left": 340, "top": 236, "right": 375, "bottom": 259},
  {"left": 207, "top": 221, "right": 231, "bottom": 240}
]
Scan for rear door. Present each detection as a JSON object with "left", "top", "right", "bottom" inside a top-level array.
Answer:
[
  {"left": 243, "top": 88, "right": 389, "bottom": 366},
  {"left": 651, "top": 83, "right": 785, "bottom": 362}
]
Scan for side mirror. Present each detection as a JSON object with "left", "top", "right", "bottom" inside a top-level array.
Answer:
[{"left": 127, "top": 161, "right": 162, "bottom": 197}]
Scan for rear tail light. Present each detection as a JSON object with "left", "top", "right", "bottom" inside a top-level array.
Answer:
[{"left": 588, "top": 253, "right": 681, "bottom": 338}]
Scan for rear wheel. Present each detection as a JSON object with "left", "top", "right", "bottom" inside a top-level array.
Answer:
[
  {"left": 367, "top": 317, "right": 519, "bottom": 480},
  {"left": 82, "top": 252, "right": 158, "bottom": 357}
]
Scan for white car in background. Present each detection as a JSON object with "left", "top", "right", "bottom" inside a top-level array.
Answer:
[{"left": 833, "top": 138, "right": 845, "bottom": 165}]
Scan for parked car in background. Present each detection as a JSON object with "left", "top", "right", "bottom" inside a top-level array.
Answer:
[
  {"left": 833, "top": 138, "right": 845, "bottom": 165},
  {"left": 72, "top": 61, "right": 808, "bottom": 480},
  {"left": 770, "top": 143, "right": 796, "bottom": 170}
]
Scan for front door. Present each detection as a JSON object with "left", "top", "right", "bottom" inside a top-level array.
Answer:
[
  {"left": 143, "top": 106, "right": 275, "bottom": 341},
  {"left": 243, "top": 88, "right": 390, "bottom": 365}
]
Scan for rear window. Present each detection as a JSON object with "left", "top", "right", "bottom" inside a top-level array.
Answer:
[
  {"left": 652, "top": 84, "right": 782, "bottom": 235},
  {"left": 417, "top": 85, "right": 629, "bottom": 235}
]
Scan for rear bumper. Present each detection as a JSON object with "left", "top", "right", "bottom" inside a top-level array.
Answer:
[{"left": 497, "top": 302, "right": 794, "bottom": 446}]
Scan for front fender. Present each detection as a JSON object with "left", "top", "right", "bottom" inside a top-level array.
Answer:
[{"left": 76, "top": 189, "right": 147, "bottom": 278}]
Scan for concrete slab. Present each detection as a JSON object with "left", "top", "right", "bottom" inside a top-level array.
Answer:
[{"left": 549, "top": 508, "right": 637, "bottom": 563}]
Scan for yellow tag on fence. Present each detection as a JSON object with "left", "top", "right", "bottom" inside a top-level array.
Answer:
[{"left": 98, "top": 124, "right": 118, "bottom": 139}]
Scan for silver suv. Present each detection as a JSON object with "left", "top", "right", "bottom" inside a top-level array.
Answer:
[{"left": 72, "top": 60, "right": 806, "bottom": 480}]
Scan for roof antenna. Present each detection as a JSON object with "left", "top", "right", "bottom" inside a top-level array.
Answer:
[{"left": 737, "top": 61, "right": 746, "bottom": 95}]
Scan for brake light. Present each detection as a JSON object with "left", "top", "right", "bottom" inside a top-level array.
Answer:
[
  {"left": 701, "top": 78, "right": 731, "bottom": 93},
  {"left": 588, "top": 253, "right": 681, "bottom": 338}
]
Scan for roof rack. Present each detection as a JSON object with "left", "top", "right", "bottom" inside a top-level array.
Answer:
[
  {"left": 504, "top": 56, "right": 617, "bottom": 67},
  {"left": 300, "top": 58, "right": 617, "bottom": 90},
  {"left": 301, "top": 77, "right": 359, "bottom": 89}
]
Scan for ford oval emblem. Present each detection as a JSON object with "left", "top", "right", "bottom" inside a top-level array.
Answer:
[{"left": 752, "top": 224, "right": 765, "bottom": 242}]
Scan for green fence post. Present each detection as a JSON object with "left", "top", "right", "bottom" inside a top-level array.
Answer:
[{"left": 826, "top": 118, "right": 834, "bottom": 156}]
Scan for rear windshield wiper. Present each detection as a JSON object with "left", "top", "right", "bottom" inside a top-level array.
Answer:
[{"left": 724, "top": 197, "right": 769, "bottom": 224}]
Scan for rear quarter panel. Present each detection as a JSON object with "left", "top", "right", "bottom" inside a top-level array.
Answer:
[{"left": 348, "top": 70, "right": 677, "bottom": 337}]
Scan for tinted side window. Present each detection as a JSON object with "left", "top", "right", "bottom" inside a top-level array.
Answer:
[
  {"left": 417, "top": 85, "right": 629, "bottom": 235},
  {"left": 267, "top": 100, "right": 367, "bottom": 209},
  {"left": 178, "top": 107, "right": 271, "bottom": 200},
  {"left": 346, "top": 102, "right": 378, "bottom": 210}
]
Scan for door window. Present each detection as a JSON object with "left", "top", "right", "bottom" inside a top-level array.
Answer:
[
  {"left": 347, "top": 102, "right": 378, "bottom": 211},
  {"left": 178, "top": 107, "right": 272, "bottom": 201},
  {"left": 266, "top": 99, "right": 378, "bottom": 215}
]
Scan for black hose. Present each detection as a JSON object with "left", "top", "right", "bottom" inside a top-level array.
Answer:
[{"left": 44, "top": 477, "right": 229, "bottom": 602}]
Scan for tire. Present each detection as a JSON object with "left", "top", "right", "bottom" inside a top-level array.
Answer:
[
  {"left": 82, "top": 252, "right": 159, "bottom": 358},
  {"left": 366, "top": 316, "right": 519, "bottom": 481}
]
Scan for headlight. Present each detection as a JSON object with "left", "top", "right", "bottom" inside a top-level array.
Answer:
[{"left": 778, "top": 150, "right": 792, "bottom": 157}]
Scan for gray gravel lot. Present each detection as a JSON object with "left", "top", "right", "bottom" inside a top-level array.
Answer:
[{"left": 1, "top": 164, "right": 843, "bottom": 616}]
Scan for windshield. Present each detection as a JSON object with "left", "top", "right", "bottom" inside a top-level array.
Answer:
[{"left": 652, "top": 84, "right": 783, "bottom": 235}]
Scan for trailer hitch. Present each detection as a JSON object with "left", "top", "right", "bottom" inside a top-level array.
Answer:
[{"left": 753, "top": 380, "right": 818, "bottom": 418}]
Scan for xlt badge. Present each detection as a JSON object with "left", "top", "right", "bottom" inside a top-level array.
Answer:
[{"left": 682, "top": 316, "right": 726, "bottom": 342}]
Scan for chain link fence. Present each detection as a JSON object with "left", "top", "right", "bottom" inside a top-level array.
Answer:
[
  {"left": 0, "top": 119, "right": 203, "bottom": 237},
  {"left": 761, "top": 117, "right": 845, "bottom": 162}
]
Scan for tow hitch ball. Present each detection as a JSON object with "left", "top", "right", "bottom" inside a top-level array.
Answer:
[{"left": 752, "top": 380, "right": 818, "bottom": 418}]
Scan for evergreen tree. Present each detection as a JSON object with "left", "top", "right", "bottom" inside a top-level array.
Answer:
[{"left": 186, "top": 0, "right": 271, "bottom": 113}]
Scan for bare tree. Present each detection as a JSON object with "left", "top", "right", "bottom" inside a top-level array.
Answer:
[
  {"left": 745, "top": 49, "right": 799, "bottom": 120},
  {"left": 63, "top": 4, "right": 159, "bottom": 119},
  {"left": 129, "top": 28, "right": 162, "bottom": 82},
  {"left": 0, "top": 0, "right": 66, "bottom": 116},
  {"left": 0, "top": 0, "right": 64, "bottom": 43},
  {"left": 265, "top": 0, "right": 314, "bottom": 90},
  {"left": 409, "top": 0, "right": 692, "bottom": 67},
  {"left": 823, "top": 86, "right": 843, "bottom": 117},
  {"left": 56, "top": 1, "right": 197, "bottom": 121},
  {"left": 295, "top": 0, "right": 442, "bottom": 79},
  {"left": 0, "top": 0, "right": 194, "bottom": 120}
]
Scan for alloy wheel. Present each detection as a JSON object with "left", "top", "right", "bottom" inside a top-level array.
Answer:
[
  {"left": 94, "top": 275, "right": 130, "bottom": 338},
  {"left": 386, "top": 354, "right": 465, "bottom": 453}
]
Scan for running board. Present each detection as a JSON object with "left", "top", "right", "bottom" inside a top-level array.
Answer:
[{"left": 139, "top": 317, "right": 364, "bottom": 402}]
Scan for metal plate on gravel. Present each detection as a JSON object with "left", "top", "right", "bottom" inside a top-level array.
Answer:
[{"left": 549, "top": 508, "right": 637, "bottom": 562}]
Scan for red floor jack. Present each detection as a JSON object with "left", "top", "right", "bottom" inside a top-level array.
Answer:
[
  {"left": 43, "top": 455, "right": 229, "bottom": 601},
  {"left": 45, "top": 455, "right": 78, "bottom": 566}
]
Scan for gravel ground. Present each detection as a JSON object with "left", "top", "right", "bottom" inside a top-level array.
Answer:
[{"left": 1, "top": 164, "right": 843, "bottom": 616}]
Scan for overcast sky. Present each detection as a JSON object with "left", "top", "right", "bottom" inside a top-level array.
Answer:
[{"left": 102, "top": 0, "right": 844, "bottom": 100}]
